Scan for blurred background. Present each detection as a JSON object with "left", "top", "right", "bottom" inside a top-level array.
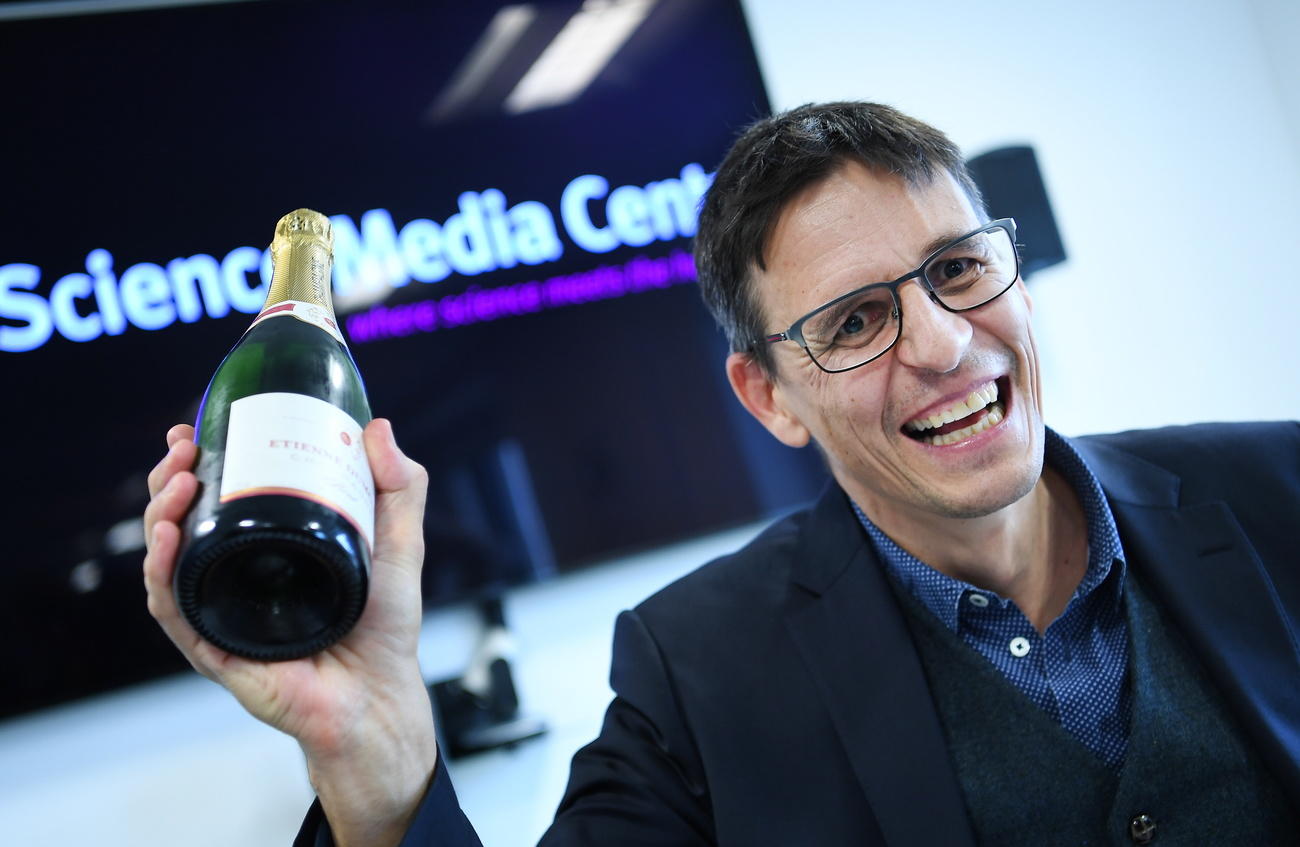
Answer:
[{"left": 1, "top": 0, "right": 1297, "bottom": 844}]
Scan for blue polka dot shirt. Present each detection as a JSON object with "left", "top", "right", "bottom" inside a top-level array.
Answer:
[{"left": 853, "top": 427, "right": 1131, "bottom": 770}]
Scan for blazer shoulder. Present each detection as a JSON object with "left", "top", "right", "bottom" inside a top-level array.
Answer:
[
  {"left": 1084, "top": 420, "right": 1299, "bottom": 463},
  {"left": 631, "top": 505, "right": 811, "bottom": 629},
  {"left": 1083, "top": 421, "right": 1298, "bottom": 483},
  {"left": 1080, "top": 421, "right": 1300, "bottom": 517}
]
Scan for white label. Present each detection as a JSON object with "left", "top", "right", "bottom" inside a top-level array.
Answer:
[
  {"left": 248, "top": 300, "right": 346, "bottom": 345},
  {"left": 221, "top": 392, "right": 374, "bottom": 550}
]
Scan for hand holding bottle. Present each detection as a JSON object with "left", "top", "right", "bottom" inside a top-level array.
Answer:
[{"left": 143, "top": 417, "right": 437, "bottom": 847}]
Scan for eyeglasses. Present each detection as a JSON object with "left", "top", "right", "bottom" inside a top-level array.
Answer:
[{"left": 761, "top": 219, "right": 1020, "bottom": 374}]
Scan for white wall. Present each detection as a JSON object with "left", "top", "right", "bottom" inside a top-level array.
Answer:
[
  {"left": 2, "top": 3, "right": 1297, "bottom": 846},
  {"left": 1250, "top": 0, "right": 1300, "bottom": 155},
  {"left": 744, "top": 0, "right": 1300, "bottom": 435}
]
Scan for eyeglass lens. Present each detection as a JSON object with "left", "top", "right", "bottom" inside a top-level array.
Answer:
[
  {"left": 803, "top": 286, "right": 899, "bottom": 372},
  {"left": 804, "top": 225, "right": 1016, "bottom": 372},
  {"left": 922, "top": 226, "right": 1017, "bottom": 310}
]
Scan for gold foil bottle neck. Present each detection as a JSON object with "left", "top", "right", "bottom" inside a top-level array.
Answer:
[
  {"left": 275, "top": 208, "right": 334, "bottom": 244},
  {"left": 266, "top": 208, "right": 335, "bottom": 310}
]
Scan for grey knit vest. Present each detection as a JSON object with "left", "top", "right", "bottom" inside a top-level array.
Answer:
[{"left": 894, "top": 572, "right": 1297, "bottom": 845}]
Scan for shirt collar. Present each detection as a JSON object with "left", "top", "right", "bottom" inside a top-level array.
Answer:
[{"left": 852, "top": 426, "right": 1127, "bottom": 632}]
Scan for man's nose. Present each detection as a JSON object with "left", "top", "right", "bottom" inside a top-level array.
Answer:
[{"left": 893, "top": 281, "right": 972, "bottom": 373}]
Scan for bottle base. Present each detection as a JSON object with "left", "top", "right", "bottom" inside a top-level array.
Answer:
[{"left": 175, "top": 528, "right": 367, "bottom": 661}]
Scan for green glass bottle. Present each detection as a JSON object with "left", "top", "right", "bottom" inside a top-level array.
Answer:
[{"left": 175, "top": 209, "right": 374, "bottom": 661}]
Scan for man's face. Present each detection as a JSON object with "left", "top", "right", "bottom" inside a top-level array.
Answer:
[{"left": 741, "top": 160, "right": 1046, "bottom": 525}]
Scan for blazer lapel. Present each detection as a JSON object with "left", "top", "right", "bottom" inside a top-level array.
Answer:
[
  {"left": 1078, "top": 437, "right": 1300, "bottom": 802},
  {"left": 783, "top": 487, "right": 976, "bottom": 847}
]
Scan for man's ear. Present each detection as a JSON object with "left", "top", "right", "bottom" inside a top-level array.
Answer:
[{"left": 725, "top": 352, "right": 811, "bottom": 448}]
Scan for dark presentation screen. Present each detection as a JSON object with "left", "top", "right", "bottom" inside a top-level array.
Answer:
[{"left": 0, "top": 0, "right": 826, "bottom": 718}]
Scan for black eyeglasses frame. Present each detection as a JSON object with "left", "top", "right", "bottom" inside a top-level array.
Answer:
[{"left": 759, "top": 218, "right": 1021, "bottom": 374}]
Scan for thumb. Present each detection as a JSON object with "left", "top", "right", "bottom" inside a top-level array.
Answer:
[{"left": 363, "top": 418, "right": 428, "bottom": 578}]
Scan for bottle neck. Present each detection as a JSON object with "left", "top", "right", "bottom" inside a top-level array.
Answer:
[{"left": 263, "top": 236, "right": 335, "bottom": 315}]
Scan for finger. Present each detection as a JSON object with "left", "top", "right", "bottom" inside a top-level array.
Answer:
[
  {"left": 147, "top": 431, "right": 197, "bottom": 499},
  {"left": 143, "top": 515, "right": 220, "bottom": 681},
  {"left": 143, "top": 467, "right": 198, "bottom": 559},
  {"left": 166, "top": 423, "right": 195, "bottom": 450}
]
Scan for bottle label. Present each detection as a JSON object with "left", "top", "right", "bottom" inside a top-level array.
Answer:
[
  {"left": 248, "top": 300, "right": 346, "bottom": 345},
  {"left": 221, "top": 392, "right": 374, "bottom": 550}
]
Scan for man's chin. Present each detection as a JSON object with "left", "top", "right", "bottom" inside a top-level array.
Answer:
[{"left": 911, "top": 454, "right": 1043, "bottom": 520}]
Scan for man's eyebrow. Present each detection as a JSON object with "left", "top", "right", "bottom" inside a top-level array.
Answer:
[{"left": 917, "top": 229, "right": 972, "bottom": 260}]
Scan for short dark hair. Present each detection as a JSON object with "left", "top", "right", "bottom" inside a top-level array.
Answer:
[{"left": 694, "top": 101, "right": 984, "bottom": 377}]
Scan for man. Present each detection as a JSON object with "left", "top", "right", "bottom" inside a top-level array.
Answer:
[{"left": 143, "top": 102, "right": 1300, "bottom": 845}]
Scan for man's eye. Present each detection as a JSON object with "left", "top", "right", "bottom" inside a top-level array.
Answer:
[
  {"left": 837, "top": 303, "right": 886, "bottom": 338},
  {"left": 940, "top": 258, "right": 975, "bottom": 280},
  {"left": 842, "top": 313, "right": 864, "bottom": 333},
  {"left": 931, "top": 255, "right": 987, "bottom": 292}
]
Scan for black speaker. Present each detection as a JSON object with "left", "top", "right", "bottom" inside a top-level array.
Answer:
[{"left": 966, "top": 145, "right": 1066, "bottom": 278}]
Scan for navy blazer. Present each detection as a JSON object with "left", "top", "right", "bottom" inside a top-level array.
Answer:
[{"left": 298, "top": 421, "right": 1300, "bottom": 846}]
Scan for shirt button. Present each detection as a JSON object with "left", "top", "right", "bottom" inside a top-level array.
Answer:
[
  {"left": 1129, "top": 813, "right": 1156, "bottom": 843},
  {"left": 967, "top": 593, "right": 989, "bottom": 608},
  {"left": 1009, "top": 637, "right": 1031, "bottom": 657}
]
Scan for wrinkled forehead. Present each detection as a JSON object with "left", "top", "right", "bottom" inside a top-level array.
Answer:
[{"left": 756, "top": 161, "right": 982, "bottom": 317}]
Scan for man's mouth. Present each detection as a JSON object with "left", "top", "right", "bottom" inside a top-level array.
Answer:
[{"left": 903, "top": 379, "right": 1006, "bottom": 446}]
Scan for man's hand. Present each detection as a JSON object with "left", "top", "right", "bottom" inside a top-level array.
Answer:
[{"left": 143, "top": 418, "right": 437, "bottom": 847}]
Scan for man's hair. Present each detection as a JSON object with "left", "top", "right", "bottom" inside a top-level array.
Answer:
[{"left": 694, "top": 101, "right": 984, "bottom": 377}]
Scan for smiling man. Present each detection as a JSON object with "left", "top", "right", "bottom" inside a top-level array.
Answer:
[
  {"left": 143, "top": 102, "right": 1300, "bottom": 846},
  {"left": 722, "top": 158, "right": 1069, "bottom": 627}
]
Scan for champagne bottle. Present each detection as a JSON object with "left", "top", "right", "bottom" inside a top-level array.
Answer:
[{"left": 175, "top": 209, "right": 374, "bottom": 661}]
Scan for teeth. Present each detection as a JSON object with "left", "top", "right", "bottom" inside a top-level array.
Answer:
[
  {"left": 921, "top": 402, "right": 1004, "bottom": 446},
  {"left": 906, "top": 382, "right": 999, "bottom": 432}
]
